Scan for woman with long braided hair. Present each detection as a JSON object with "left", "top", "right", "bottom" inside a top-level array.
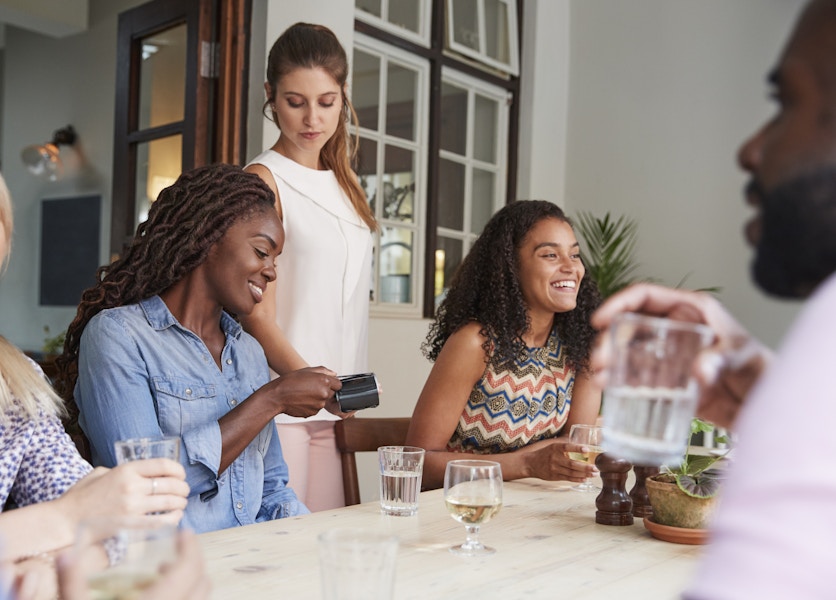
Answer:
[
  {"left": 56, "top": 164, "right": 342, "bottom": 533},
  {"left": 406, "top": 201, "right": 602, "bottom": 489}
]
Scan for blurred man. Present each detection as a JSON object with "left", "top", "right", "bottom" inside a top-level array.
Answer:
[{"left": 590, "top": 1, "right": 836, "bottom": 598}]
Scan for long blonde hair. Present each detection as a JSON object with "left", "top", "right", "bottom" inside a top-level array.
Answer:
[
  {"left": 0, "top": 173, "right": 65, "bottom": 421},
  {"left": 0, "top": 173, "right": 12, "bottom": 272},
  {"left": 264, "top": 22, "right": 377, "bottom": 231},
  {"left": 0, "top": 337, "right": 65, "bottom": 422}
]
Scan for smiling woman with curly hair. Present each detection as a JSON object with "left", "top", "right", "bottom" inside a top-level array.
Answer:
[{"left": 406, "top": 200, "right": 602, "bottom": 489}]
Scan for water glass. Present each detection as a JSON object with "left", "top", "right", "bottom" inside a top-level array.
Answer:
[
  {"left": 114, "top": 436, "right": 180, "bottom": 464},
  {"left": 377, "top": 446, "right": 425, "bottom": 516},
  {"left": 75, "top": 516, "right": 177, "bottom": 598},
  {"left": 318, "top": 528, "right": 398, "bottom": 600},
  {"left": 602, "top": 312, "right": 712, "bottom": 466}
]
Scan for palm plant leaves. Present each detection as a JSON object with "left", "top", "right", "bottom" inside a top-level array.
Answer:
[{"left": 575, "top": 211, "right": 641, "bottom": 298}]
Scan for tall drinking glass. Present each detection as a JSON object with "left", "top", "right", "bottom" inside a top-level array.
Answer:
[
  {"left": 75, "top": 516, "right": 176, "bottom": 599},
  {"left": 443, "top": 460, "right": 502, "bottom": 556},
  {"left": 601, "top": 313, "right": 713, "bottom": 466}
]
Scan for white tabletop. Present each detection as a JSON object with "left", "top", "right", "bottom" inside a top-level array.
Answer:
[{"left": 199, "top": 477, "right": 702, "bottom": 599}]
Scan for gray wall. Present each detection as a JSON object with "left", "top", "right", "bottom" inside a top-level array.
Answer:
[
  {"left": 0, "top": 0, "right": 145, "bottom": 350},
  {"left": 563, "top": 0, "right": 804, "bottom": 347}
]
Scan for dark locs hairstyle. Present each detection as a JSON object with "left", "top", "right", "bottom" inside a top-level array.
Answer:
[
  {"left": 55, "top": 164, "right": 276, "bottom": 402},
  {"left": 423, "top": 200, "right": 601, "bottom": 374}
]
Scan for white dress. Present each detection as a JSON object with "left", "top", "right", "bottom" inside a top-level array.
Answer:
[{"left": 247, "top": 150, "right": 373, "bottom": 423}]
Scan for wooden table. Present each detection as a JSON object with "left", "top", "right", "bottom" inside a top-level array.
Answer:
[{"left": 199, "top": 478, "right": 702, "bottom": 599}]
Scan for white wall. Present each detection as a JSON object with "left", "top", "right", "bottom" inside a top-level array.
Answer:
[
  {"left": 564, "top": 0, "right": 805, "bottom": 347},
  {"left": 0, "top": 0, "right": 145, "bottom": 351}
]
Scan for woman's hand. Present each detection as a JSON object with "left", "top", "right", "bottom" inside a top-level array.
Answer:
[
  {"left": 55, "top": 459, "right": 189, "bottom": 526},
  {"left": 590, "top": 283, "right": 772, "bottom": 430},
  {"left": 264, "top": 366, "right": 343, "bottom": 418},
  {"left": 55, "top": 529, "right": 211, "bottom": 600},
  {"left": 516, "top": 438, "right": 597, "bottom": 483}
]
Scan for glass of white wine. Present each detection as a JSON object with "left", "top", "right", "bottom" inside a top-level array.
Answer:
[
  {"left": 75, "top": 517, "right": 176, "bottom": 599},
  {"left": 443, "top": 459, "right": 503, "bottom": 556},
  {"left": 567, "top": 424, "right": 604, "bottom": 492}
]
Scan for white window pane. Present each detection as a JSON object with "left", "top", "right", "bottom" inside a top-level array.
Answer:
[
  {"left": 452, "top": 0, "right": 480, "bottom": 52},
  {"left": 389, "top": 0, "right": 421, "bottom": 34},
  {"left": 471, "top": 169, "right": 496, "bottom": 233},
  {"left": 357, "top": 0, "right": 382, "bottom": 18},
  {"left": 440, "top": 83, "right": 467, "bottom": 155},
  {"left": 358, "top": 137, "right": 378, "bottom": 215},
  {"left": 380, "top": 227, "right": 414, "bottom": 304},
  {"left": 435, "top": 236, "right": 464, "bottom": 303},
  {"left": 438, "top": 159, "right": 466, "bottom": 230},
  {"left": 386, "top": 63, "right": 418, "bottom": 141},
  {"left": 473, "top": 95, "right": 498, "bottom": 163},
  {"left": 383, "top": 145, "right": 415, "bottom": 223},
  {"left": 484, "top": 0, "right": 511, "bottom": 65},
  {"left": 352, "top": 49, "right": 381, "bottom": 131}
]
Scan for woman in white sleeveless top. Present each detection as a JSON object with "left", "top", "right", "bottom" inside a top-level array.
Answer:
[{"left": 243, "top": 22, "right": 376, "bottom": 511}]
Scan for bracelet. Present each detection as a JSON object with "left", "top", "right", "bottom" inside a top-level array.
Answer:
[{"left": 13, "top": 550, "right": 56, "bottom": 566}]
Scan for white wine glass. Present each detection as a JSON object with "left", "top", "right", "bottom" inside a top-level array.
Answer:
[
  {"left": 443, "top": 460, "right": 503, "bottom": 556},
  {"left": 567, "top": 424, "right": 604, "bottom": 492}
]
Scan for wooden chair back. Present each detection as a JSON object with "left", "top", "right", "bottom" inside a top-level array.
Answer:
[{"left": 334, "top": 417, "right": 411, "bottom": 506}]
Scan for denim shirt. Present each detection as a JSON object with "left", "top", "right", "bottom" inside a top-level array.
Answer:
[{"left": 75, "top": 295, "right": 309, "bottom": 533}]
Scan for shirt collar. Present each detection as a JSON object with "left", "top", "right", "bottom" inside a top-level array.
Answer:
[{"left": 139, "top": 295, "right": 243, "bottom": 339}]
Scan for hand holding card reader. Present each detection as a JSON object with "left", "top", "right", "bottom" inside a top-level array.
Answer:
[{"left": 335, "top": 373, "right": 381, "bottom": 412}]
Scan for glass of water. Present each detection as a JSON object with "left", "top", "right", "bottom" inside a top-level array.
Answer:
[
  {"left": 377, "top": 446, "right": 425, "bottom": 516},
  {"left": 602, "top": 312, "right": 713, "bottom": 466}
]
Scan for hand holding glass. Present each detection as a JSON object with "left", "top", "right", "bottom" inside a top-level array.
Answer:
[
  {"left": 601, "top": 313, "right": 712, "bottom": 465},
  {"left": 443, "top": 460, "right": 502, "bottom": 556},
  {"left": 566, "top": 424, "right": 603, "bottom": 492},
  {"left": 75, "top": 517, "right": 177, "bottom": 599}
]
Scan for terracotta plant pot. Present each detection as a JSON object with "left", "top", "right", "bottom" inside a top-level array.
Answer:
[{"left": 645, "top": 476, "right": 717, "bottom": 530}]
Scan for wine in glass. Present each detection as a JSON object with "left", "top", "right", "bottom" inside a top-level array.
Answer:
[
  {"left": 76, "top": 517, "right": 176, "bottom": 599},
  {"left": 443, "top": 459, "right": 503, "bottom": 556},
  {"left": 566, "top": 424, "right": 604, "bottom": 492}
]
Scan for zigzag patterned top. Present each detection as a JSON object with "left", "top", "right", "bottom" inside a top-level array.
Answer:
[{"left": 446, "top": 327, "right": 574, "bottom": 454}]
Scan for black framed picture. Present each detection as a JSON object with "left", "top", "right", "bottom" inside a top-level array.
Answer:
[{"left": 39, "top": 194, "right": 101, "bottom": 306}]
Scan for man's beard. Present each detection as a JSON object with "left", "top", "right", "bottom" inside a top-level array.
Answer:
[{"left": 751, "top": 165, "right": 836, "bottom": 299}]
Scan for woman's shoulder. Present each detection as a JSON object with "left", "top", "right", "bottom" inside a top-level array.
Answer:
[{"left": 444, "top": 322, "right": 490, "bottom": 356}]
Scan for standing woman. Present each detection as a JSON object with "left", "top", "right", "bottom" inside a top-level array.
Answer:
[{"left": 243, "top": 22, "right": 376, "bottom": 511}]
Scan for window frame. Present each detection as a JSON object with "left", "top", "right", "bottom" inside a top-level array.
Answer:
[
  {"left": 436, "top": 66, "right": 510, "bottom": 265},
  {"left": 355, "top": 0, "right": 521, "bottom": 318},
  {"left": 445, "top": 0, "right": 520, "bottom": 76},
  {"left": 353, "top": 34, "right": 430, "bottom": 316},
  {"left": 355, "top": 0, "right": 433, "bottom": 48}
]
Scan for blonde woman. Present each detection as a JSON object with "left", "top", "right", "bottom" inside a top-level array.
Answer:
[{"left": 0, "top": 174, "right": 188, "bottom": 599}]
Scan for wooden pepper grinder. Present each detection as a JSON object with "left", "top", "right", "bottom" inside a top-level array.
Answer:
[
  {"left": 595, "top": 453, "right": 633, "bottom": 525},
  {"left": 630, "top": 465, "right": 660, "bottom": 519}
]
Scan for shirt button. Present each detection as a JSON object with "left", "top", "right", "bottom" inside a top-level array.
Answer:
[
  {"left": 226, "top": 358, "right": 233, "bottom": 365},
  {"left": 185, "top": 388, "right": 192, "bottom": 396},
  {"left": 236, "top": 502, "right": 243, "bottom": 509},
  {"left": 230, "top": 399, "right": 238, "bottom": 406}
]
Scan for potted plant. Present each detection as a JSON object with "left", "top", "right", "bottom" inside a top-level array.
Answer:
[{"left": 645, "top": 418, "right": 730, "bottom": 530}]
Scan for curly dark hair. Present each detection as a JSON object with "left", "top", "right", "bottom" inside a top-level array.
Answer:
[
  {"left": 423, "top": 200, "right": 601, "bottom": 373},
  {"left": 55, "top": 164, "right": 276, "bottom": 403}
]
